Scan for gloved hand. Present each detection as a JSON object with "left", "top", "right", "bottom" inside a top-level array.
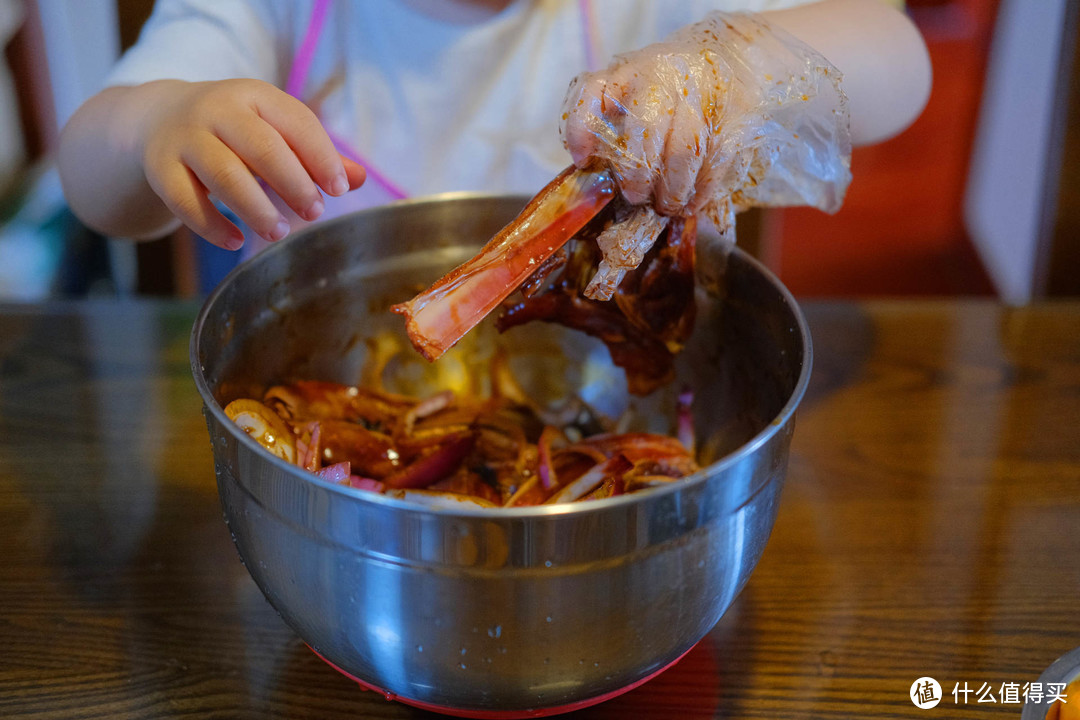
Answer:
[{"left": 560, "top": 11, "right": 852, "bottom": 238}]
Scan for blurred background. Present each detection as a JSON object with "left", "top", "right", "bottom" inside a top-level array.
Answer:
[{"left": 0, "top": 0, "right": 1077, "bottom": 301}]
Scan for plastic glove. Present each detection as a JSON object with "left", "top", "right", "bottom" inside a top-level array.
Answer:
[{"left": 560, "top": 11, "right": 852, "bottom": 239}]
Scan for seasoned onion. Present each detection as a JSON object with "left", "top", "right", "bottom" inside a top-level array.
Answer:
[
  {"left": 224, "top": 399, "right": 297, "bottom": 464},
  {"left": 225, "top": 379, "right": 697, "bottom": 507}
]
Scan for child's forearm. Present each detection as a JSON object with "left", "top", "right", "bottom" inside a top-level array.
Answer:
[
  {"left": 59, "top": 82, "right": 183, "bottom": 240},
  {"left": 763, "top": 0, "right": 932, "bottom": 146}
]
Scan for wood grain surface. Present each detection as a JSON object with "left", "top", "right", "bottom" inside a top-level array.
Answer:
[{"left": 0, "top": 300, "right": 1077, "bottom": 719}]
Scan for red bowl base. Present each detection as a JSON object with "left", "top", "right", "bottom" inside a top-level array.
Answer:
[{"left": 309, "top": 644, "right": 694, "bottom": 718}]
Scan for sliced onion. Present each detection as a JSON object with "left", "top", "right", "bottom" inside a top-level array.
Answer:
[
  {"left": 544, "top": 455, "right": 633, "bottom": 505},
  {"left": 624, "top": 474, "right": 680, "bottom": 492},
  {"left": 347, "top": 476, "right": 385, "bottom": 493},
  {"left": 400, "top": 390, "right": 455, "bottom": 436},
  {"left": 297, "top": 421, "right": 322, "bottom": 471},
  {"left": 385, "top": 489, "right": 498, "bottom": 509},
  {"left": 676, "top": 387, "right": 695, "bottom": 456},
  {"left": 552, "top": 443, "right": 608, "bottom": 465},
  {"left": 570, "top": 432, "right": 693, "bottom": 463},
  {"left": 382, "top": 434, "right": 476, "bottom": 489},
  {"left": 314, "top": 461, "right": 351, "bottom": 484},
  {"left": 537, "top": 425, "right": 564, "bottom": 490},
  {"left": 504, "top": 476, "right": 541, "bottom": 507},
  {"left": 224, "top": 398, "right": 297, "bottom": 464}
]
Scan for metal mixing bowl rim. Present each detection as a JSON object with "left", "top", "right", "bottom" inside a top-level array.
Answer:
[
  {"left": 190, "top": 191, "right": 813, "bottom": 519},
  {"left": 1021, "top": 645, "right": 1080, "bottom": 720}
]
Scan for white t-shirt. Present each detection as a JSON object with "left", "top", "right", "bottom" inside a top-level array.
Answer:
[{"left": 108, "top": 0, "right": 808, "bottom": 223}]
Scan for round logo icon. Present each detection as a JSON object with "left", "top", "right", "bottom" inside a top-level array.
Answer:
[{"left": 911, "top": 677, "right": 942, "bottom": 709}]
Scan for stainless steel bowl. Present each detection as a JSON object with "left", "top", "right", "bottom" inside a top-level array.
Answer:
[
  {"left": 191, "top": 194, "right": 811, "bottom": 715},
  {"left": 1022, "top": 645, "right": 1080, "bottom": 720}
]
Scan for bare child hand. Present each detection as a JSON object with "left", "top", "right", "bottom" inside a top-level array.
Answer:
[
  {"left": 139, "top": 79, "right": 365, "bottom": 248},
  {"left": 60, "top": 78, "right": 366, "bottom": 250}
]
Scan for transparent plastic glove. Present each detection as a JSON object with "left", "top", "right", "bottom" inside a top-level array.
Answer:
[{"left": 560, "top": 11, "right": 852, "bottom": 239}]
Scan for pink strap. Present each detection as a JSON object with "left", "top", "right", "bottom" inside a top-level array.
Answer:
[
  {"left": 287, "top": 0, "right": 409, "bottom": 200},
  {"left": 286, "top": 0, "right": 330, "bottom": 98},
  {"left": 325, "top": 127, "right": 411, "bottom": 200},
  {"left": 578, "top": 0, "right": 599, "bottom": 72}
]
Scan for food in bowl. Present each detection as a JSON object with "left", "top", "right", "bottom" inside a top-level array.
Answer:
[
  {"left": 223, "top": 371, "right": 698, "bottom": 508},
  {"left": 226, "top": 165, "right": 708, "bottom": 508}
]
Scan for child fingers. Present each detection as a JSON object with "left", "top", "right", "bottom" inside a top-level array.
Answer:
[
  {"left": 341, "top": 155, "right": 367, "bottom": 190},
  {"left": 218, "top": 117, "right": 325, "bottom": 222},
  {"left": 183, "top": 135, "right": 291, "bottom": 243},
  {"left": 255, "top": 93, "right": 349, "bottom": 197},
  {"left": 148, "top": 163, "right": 244, "bottom": 250},
  {"left": 562, "top": 64, "right": 658, "bottom": 204},
  {"left": 654, "top": 92, "right": 708, "bottom": 215},
  {"left": 560, "top": 73, "right": 605, "bottom": 164}
]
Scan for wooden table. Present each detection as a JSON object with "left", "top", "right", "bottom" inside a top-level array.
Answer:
[{"left": 1, "top": 300, "right": 1078, "bottom": 719}]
